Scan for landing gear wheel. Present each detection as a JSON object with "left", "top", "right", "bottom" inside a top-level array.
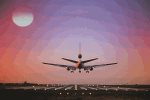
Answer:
[
  {"left": 71, "top": 71, "right": 74, "bottom": 73},
  {"left": 86, "top": 71, "right": 89, "bottom": 73}
]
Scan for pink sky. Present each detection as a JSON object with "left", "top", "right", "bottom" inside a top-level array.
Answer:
[{"left": 0, "top": 0, "right": 150, "bottom": 84}]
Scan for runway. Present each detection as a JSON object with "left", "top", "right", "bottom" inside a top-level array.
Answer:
[
  {"left": 2, "top": 84, "right": 150, "bottom": 92},
  {"left": 1, "top": 84, "right": 150, "bottom": 100}
]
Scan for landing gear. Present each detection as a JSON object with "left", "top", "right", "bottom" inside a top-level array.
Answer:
[
  {"left": 86, "top": 71, "right": 89, "bottom": 73},
  {"left": 71, "top": 71, "right": 74, "bottom": 73},
  {"left": 79, "top": 70, "right": 81, "bottom": 73}
]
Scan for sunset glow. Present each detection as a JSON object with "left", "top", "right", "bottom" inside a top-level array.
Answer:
[{"left": 0, "top": 0, "right": 150, "bottom": 84}]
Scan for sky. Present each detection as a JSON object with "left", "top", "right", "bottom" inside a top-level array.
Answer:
[{"left": 0, "top": 0, "right": 150, "bottom": 84}]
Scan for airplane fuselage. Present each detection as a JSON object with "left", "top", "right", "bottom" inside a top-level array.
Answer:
[{"left": 76, "top": 61, "right": 84, "bottom": 69}]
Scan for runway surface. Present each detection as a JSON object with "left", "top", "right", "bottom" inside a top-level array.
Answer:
[
  {"left": 1, "top": 84, "right": 150, "bottom": 100},
  {"left": 2, "top": 84, "right": 150, "bottom": 92}
]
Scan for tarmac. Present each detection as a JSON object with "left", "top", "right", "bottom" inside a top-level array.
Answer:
[{"left": 0, "top": 84, "right": 150, "bottom": 100}]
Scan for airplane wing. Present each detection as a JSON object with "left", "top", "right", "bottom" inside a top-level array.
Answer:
[
  {"left": 84, "top": 63, "right": 117, "bottom": 68},
  {"left": 42, "top": 62, "right": 76, "bottom": 69},
  {"left": 82, "top": 58, "right": 98, "bottom": 63}
]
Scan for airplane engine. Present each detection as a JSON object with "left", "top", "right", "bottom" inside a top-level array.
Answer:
[
  {"left": 90, "top": 67, "right": 93, "bottom": 71},
  {"left": 84, "top": 68, "right": 88, "bottom": 70},
  {"left": 66, "top": 67, "right": 70, "bottom": 71}
]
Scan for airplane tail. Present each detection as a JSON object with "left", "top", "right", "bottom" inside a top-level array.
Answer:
[
  {"left": 61, "top": 43, "right": 82, "bottom": 63},
  {"left": 78, "top": 43, "right": 98, "bottom": 63},
  {"left": 78, "top": 42, "right": 82, "bottom": 59}
]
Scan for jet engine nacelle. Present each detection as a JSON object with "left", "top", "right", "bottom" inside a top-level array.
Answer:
[
  {"left": 84, "top": 67, "right": 93, "bottom": 71},
  {"left": 90, "top": 67, "right": 93, "bottom": 71},
  {"left": 67, "top": 67, "right": 76, "bottom": 71},
  {"left": 84, "top": 68, "right": 88, "bottom": 70},
  {"left": 66, "top": 67, "right": 70, "bottom": 71}
]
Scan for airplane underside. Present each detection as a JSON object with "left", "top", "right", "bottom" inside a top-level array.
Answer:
[
  {"left": 66, "top": 67, "right": 93, "bottom": 73},
  {"left": 69, "top": 70, "right": 90, "bottom": 73}
]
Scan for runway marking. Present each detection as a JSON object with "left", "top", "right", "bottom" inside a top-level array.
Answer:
[
  {"left": 87, "top": 87, "right": 98, "bottom": 90},
  {"left": 5, "top": 86, "right": 57, "bottom": 90},
  {"left": 97, "top": 87, "right": 149, "bottom": 92},
  {"left": 2, "top": 85, "right": 150, "bottom": 92},
  {"left": 65, "top": 86, "right": 73, "bottom": 90},
  {"left": 75, "top": 85, "right": 77, "bottom": 90},
  {"left": 98, "top": 87, "right": 107, "bottom": 90},
  {"left": 80, "top": 86, "right": 87, "bottom": 90},
  {"left": 54, "top": 87, "right": 64, "bottom": 90}
]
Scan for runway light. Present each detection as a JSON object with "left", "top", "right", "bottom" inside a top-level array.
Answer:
[
  {"left": 105, "top": 88, "right": 108, "bottom": 91},
  {"left": 89, "top": 93, "right": 92, "bottom": 95},
  {"left": 59, "top": 93, "right": 62, "bottom": 95},
  {"left": 136, "top": 89, "right": 138, "bottom": 91}
]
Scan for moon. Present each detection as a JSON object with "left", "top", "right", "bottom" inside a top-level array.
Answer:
[{"left": 12, "top": 8, "right": 34, "bottom": 27}]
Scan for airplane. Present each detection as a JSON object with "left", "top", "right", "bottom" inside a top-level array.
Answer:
[{"left": 42, "top": 44, "right": 117, "bottom": 73}]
